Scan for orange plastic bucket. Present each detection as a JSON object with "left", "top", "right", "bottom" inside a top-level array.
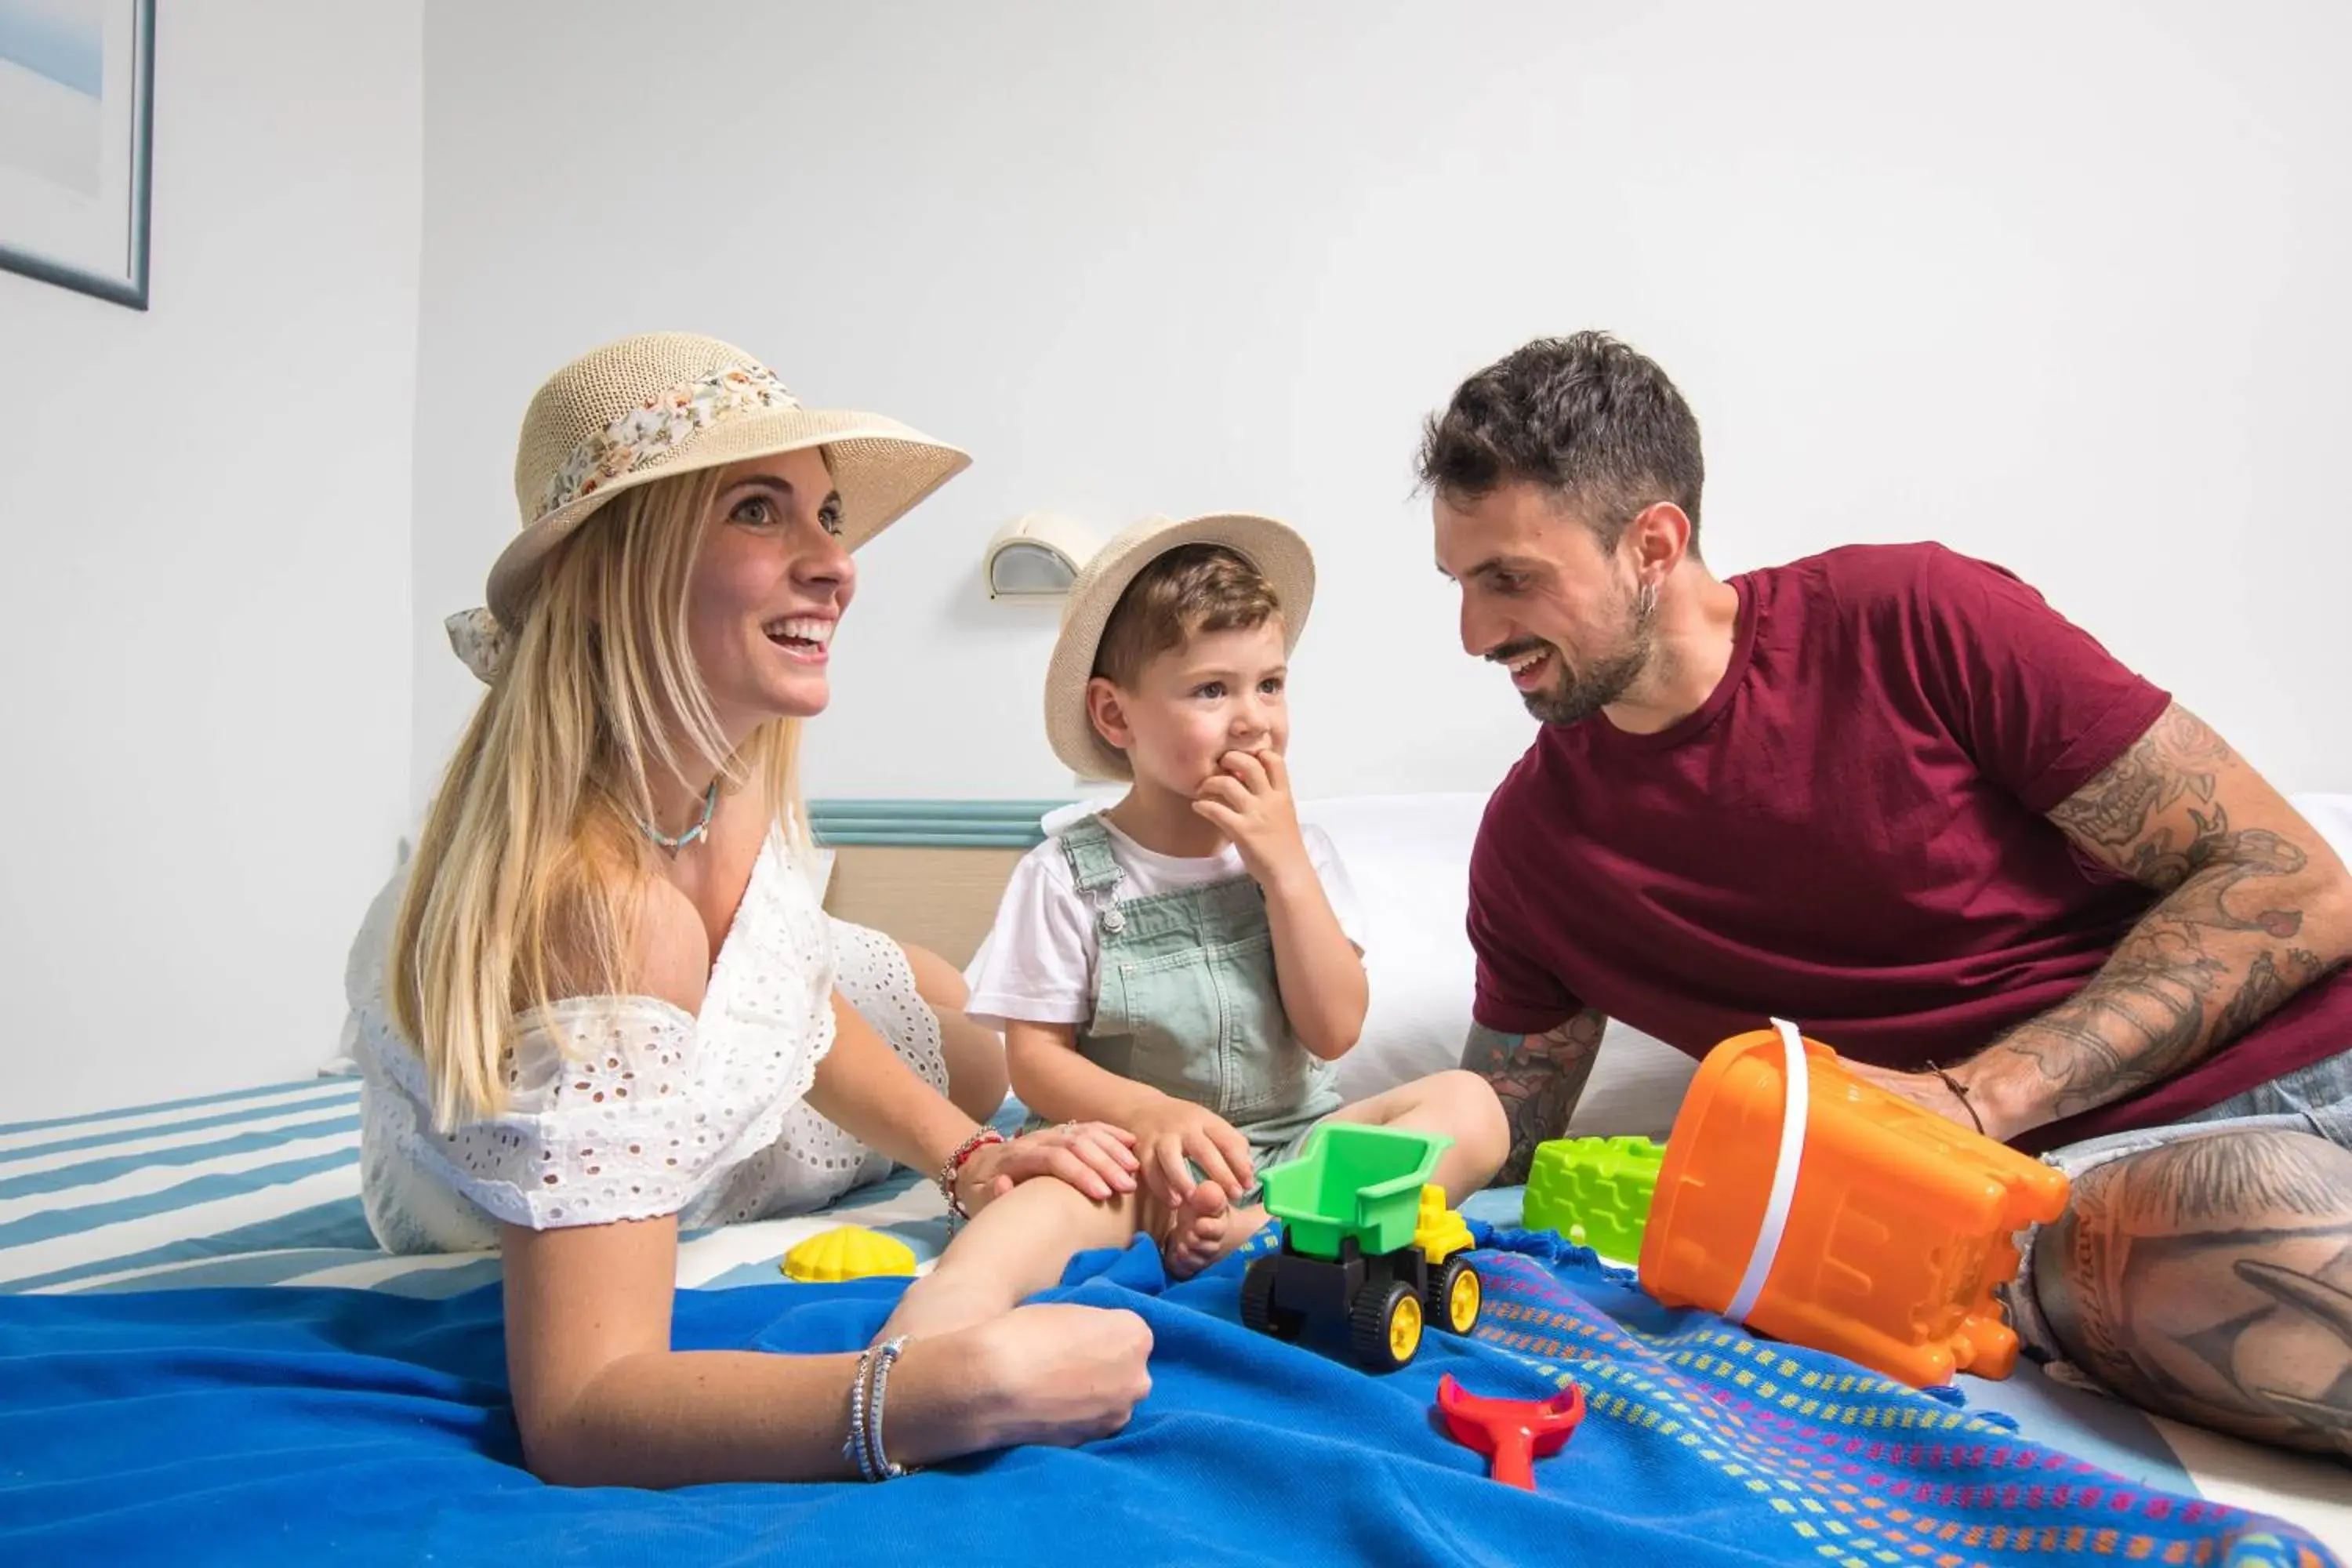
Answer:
[{"left": 1636, "top": 1022, "right": 2069, "bottom": 1386}]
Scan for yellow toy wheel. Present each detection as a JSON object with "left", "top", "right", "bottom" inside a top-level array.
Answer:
[
  {"left": 1389, "top": 1293, "right": 1423, "bottom": 1363},
  {"left": 1351, "top": 1280, "right": 1423, "bottom": 1370},
  {"left": 1424, "top": 1254, "right": 1483, "bottom": 1336},
  {"left": 1443, "top": 1258, "right": 1482, "bottom": 1335}
]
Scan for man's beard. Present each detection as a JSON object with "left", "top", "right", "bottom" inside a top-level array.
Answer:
[
  {"left": 1523, "top": 638, "right": 1650, "bottom": 725},
  {"left": 1496, "top": 588, "right": 1657, "bottom": 727}
]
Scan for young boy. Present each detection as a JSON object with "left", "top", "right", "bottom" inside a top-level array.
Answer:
[{"left": 965, "top": 512, "right": 1508, "bottom": 1279}]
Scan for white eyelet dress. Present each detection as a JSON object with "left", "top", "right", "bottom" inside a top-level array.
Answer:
[{"left": 348, "top": 827, "right": 949, "bottom": 1254}]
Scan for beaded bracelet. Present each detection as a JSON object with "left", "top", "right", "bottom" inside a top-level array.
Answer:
[
  {"left": 861, "top": 1335, "right": 913, "bottom": 1480},
  {"left": 843, "top": 1345, "right": 880, "bottom": 1481},
  {"left": 936, "top": 1127, "right": 1005, "bottom": 1225}
]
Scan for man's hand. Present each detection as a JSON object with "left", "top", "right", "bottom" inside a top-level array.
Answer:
[
  {"left": 1194, "top": 750, "right": 1312, "bottom": 891},
  {"left": 1838, "top": 1058, "right": 1987, "bottom": 1136},
  {"left": 1459, "top": 1011, "right": 1608, "bottom": 1185},
  {"left": 1956, "top": 703, "right": 2352, "bottom": 1138}
]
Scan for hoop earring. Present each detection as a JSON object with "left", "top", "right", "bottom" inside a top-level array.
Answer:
[{"left": 1637, "top": 581, "right": 1658, "bottom": 622}]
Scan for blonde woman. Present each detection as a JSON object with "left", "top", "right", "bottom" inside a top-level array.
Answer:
[{"left": 349, "top": 334, "right": 1152, "bottom": 1486}]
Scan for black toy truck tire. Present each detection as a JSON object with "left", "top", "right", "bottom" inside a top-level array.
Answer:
[
  {"left": 1430, "top": 1255, "right": 1481, "bottom": 1335},
  {"left": 1241, "top": 1256, "right": 1303, "bottom": 1340},
  {"left": 1349, "top": 1279, "right": 1421, "bottom": 1370}
]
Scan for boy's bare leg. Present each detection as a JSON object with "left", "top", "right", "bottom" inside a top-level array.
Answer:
[
  {"left": 880, "top": 1178, "right": 1142, "bottom": 1342},
  {"left": 1316, "top": 1069, "right": 1510, "bottom": 1202},
  {"left": 880, "top": 1173, "right": 1257, "bottom": 1344},
  {"left": 883, "top": 1065, "right": 1515, "bottom": 1325},
  {"left": 1152, "top": 1071, "right": 1514, "bottom": 1279}
]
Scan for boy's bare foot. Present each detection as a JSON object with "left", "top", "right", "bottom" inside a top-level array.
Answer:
[
  {"left": 1161, "top": 1182, "right": 1230, "bottom": 1279},
  {"left": 1160, "top": 1185, "right": 1270, "bottom": 1280}
]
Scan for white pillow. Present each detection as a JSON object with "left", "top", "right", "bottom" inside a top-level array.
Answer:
[
  {"left": 2292, "top": 793, "right": 2352, "bottom": 867},
  {"left": 1299, "top": 793, "right": 1694, "bottom": 1140}
]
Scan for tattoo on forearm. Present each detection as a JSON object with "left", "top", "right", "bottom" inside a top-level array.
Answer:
[
  {"left": 1461, "top": 1011, "right": 1606, "bottom": 1185},
  {"left": 2212, "top": 949, "right": 2296, "bottom": 1044},
  {"left": 2040, "top": 1129, "right": 2352, "bottom": 1456},
  {"left": 1997, "top": 705, "right": 2336, "bottom": 1120}
]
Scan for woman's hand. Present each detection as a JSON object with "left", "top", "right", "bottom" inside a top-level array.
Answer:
[
  {"left": 953, "top": 1303, "right": 1155, "bottom": 1450},
  {"left": 958, "top": 1120, "right": 1140, "bottom": 1211}
]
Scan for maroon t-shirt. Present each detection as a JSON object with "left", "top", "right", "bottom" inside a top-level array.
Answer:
[{"left": 1468, "top": 542, "right": 2352, "bottom": 1154}]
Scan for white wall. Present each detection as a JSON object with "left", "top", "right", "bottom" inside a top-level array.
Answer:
[
  {"left": 412, "top": 0, "right": 2352, "bottom": 809},
  {"left": 0, "top": 2, "right": 422, "bottom": 1119}
]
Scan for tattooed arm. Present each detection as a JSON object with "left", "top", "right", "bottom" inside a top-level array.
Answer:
[
  {"left": 1460, "top": 1010, "right": 1609, "bottom": 1185},
  {"left": 1956, "top": 703, "right": 2352, "bottom": 1141}
]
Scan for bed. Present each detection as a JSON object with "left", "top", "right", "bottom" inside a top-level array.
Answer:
[{"left": 4, "top": 793, "right": 2350, "bottom": 1565}]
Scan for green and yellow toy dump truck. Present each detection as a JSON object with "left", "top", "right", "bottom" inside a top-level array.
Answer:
[{"left": 1240, "top": 1123, "right": 1483, "bottom": 1371}]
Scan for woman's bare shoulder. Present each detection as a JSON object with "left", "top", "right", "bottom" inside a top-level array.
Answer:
[{"left": 540, "top": 848, "right": 711, "bottom": 1015}]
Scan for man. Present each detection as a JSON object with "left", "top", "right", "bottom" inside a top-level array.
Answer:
[{"left": 1426, "top": 332, "right": 2352, "bottom": 1457}]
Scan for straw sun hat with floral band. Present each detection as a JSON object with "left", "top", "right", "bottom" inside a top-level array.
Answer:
[
  {"left": 444, "top": 332, "right": 970, "bottom": 683},
  {"left": 1044, "top": 512, "right": 1317, "bottom": 782}
]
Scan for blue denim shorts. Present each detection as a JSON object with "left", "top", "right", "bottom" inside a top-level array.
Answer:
[{"left": 1998, "top": 1048, "right": 2352, "bottom": 1372}]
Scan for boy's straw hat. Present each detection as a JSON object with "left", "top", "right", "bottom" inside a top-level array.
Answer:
[{"left": 1044, "top": 512, "right": 1316, "bottom": 782}]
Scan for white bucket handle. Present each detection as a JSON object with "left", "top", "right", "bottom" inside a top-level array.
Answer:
[{"left": 1723, "top": 1017, "right": 1810, "bottom": 1327}]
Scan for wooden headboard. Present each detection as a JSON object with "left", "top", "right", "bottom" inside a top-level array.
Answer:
[{"left": 812, "top": 800, "right": 1071, "bottom": 968}]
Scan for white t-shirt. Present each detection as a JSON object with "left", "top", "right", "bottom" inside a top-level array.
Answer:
[{"left": 966, "top": 814, "right": 1367, "bottom": 1031}]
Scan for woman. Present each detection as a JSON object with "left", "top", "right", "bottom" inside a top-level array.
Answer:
[{"left": 350, "top": 332, "right": 1152, "bottom": 1486}]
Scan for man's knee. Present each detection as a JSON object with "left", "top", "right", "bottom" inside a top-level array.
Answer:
[
  {"left": 2038, "top": 1127, "right": 2352, "bottom": 1457},
  {"left": 2068, "top": 1125, "right": 2352, "bottom": 1233}
]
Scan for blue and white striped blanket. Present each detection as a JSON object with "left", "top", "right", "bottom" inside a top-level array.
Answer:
[{"left": 0, "top": 1075, "right": 967, "bottom": 1298}]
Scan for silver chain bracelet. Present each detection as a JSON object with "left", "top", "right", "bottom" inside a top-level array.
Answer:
[
  {"left": 842, "top": 1336, "right": 915, "bottom": 1481},
  {"left": 843, "top": 1344, "right": 880, "bottom": 1481},
  {"left": 863, "top": 1335, "right": 912, "bottom": 1479}
]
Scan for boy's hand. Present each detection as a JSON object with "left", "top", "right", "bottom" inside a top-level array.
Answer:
[
  {"left": 1124, "top": 1094, "right": 1256, "bottom": 1207},
  {"left": 1194, "top": 750, "right": 1312, "bottom": 889}
]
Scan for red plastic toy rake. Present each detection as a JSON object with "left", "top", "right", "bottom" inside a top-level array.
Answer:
[{"left": 1435, "top": 1374, "right": 1586, "bottom": 1489}]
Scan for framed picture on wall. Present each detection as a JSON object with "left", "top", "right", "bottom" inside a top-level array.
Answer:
[{"left": 0, "top": 0, "right": 154, "bottom": 310}]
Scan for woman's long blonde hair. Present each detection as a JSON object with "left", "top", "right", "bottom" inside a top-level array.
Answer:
[{"left": 390, "top": 467, "right": 804, "bottom": 1131}]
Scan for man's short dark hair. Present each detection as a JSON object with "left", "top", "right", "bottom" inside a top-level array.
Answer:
[{"left": 1417, "top": 332, "right": 1705, "bottom": 551}]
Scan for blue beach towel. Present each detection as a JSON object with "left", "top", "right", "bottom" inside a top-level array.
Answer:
[{"left": 0, "top": 1225, "right": 2333, "bottom": 1566}]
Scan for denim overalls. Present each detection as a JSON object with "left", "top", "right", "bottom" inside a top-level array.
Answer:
[{"left": 1039, "top": 814, "right": 1341, "bottom": 1160}]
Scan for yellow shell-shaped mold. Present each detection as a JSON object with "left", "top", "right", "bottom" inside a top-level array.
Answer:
[{"left": 782, "top": 1225, "right": 919, "bottom": 1283}]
